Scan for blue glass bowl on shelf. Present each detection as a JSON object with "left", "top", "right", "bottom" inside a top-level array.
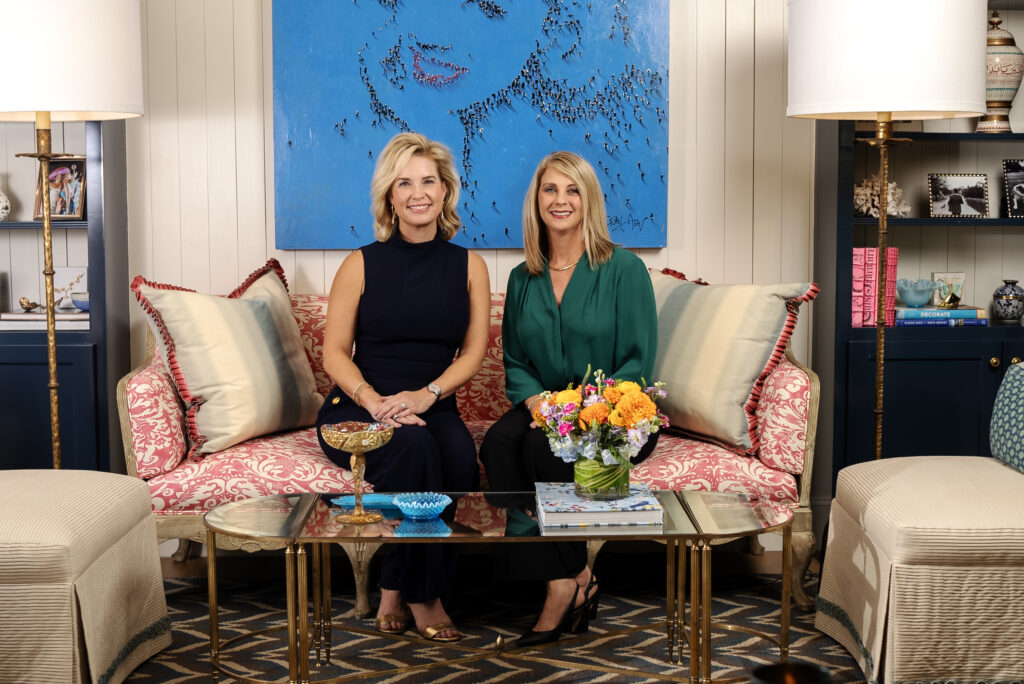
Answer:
[
  {"left": 393, "top": 492, "right": 452, "bottom": 520},
  {"left": 896, "top": 279, "right": 940, "bottom": 307}
]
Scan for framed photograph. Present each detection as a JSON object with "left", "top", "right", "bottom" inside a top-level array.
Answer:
[
  {"left": 1003, "top": 159, "right": 1024, "bottom": 218},
  {"left": 927, "top": 173, "right": 988, "bottom": 218},
  {"left": 932, "top": 271, "right": 967, "bottom": 306},
  {"left": 33, "top": 157, "right": 86, "bottom": 220}
]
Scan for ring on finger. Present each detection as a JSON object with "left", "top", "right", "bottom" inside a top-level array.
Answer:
[
  {"left": 392, "top": 414, "right": 400, "bottom": 420},
  {"left": 401, "top": 402, "right": 407, "bottom": 410}
]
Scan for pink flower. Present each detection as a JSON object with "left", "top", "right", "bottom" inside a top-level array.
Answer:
[
  {"left": 558, "top": 421, "right": 574, "bottom": 437},
  {"left": 561, "top": 403, "right": 577, "bottom": 415}
]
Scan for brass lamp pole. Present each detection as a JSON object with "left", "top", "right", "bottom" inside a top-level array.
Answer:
[
  {"left": 860, "top": 114, "right": 910, "bottom": 460},
  {"left": 16, "top": 112, "right": 76, "bottom": 468}
]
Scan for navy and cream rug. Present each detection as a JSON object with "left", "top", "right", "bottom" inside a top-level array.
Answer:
[{"left": 128, "top": 555, "right": 864, "bottom": 682}]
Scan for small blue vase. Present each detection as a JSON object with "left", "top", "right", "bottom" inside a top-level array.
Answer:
[{"left": 992, "top": 279, "right": 1024, "bottom": 324}]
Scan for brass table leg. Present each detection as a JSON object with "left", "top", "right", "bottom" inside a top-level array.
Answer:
[
  {"left": 207, "top": 529, "right": 219, "bottom": 677},
  {"left": 666, "top": 538, "right": 677, "bottom": 663},
  {"left": 298, "top": 543, "right": 309, "bottom": 682},
  {"left": 312, "top": 544, "right": 322, "bottom": 667},
  {"left": 701, "top": 541, "right": 712, "bottom": 683},
  {"left": 285, "top": 544, "right": 299, "bottom": 684},
  {"left": 781, "top": 524, "right": 792, "bottom": 661},
  {"left": 689, "top": 541, "right": 700, "bottom": 684},
  {"left": 322, "top": 546, "right": 332, "bottom": 664}
]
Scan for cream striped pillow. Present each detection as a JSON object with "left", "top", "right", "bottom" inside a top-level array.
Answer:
[
  {"left": 130, "top": 260, "right": 323, "bottom": 458},
  {"left": 650, "top": 270, "right": 818, "bottom": 455}
]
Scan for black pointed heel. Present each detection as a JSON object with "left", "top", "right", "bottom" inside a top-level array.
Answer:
[
  {"left": 515, "top": 582, "right": 583, "bottom": 648},
  {"left": 582, "top": 574, "right": 600, "bottom": 620}
]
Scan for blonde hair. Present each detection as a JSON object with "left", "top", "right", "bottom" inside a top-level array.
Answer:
[
  {"left": 370, "top": 132, "right": 461, "bottom": 241},
  {"left": 521, "top": 151, "right": 616, "bottom": 275}
]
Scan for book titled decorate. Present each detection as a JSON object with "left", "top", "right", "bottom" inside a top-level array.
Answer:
[
  {"left": 894, "top": 305, "right": 987, "bottom": 319},
  {"left": 534, "top": 482, "right": 664, "bottom": 527}
]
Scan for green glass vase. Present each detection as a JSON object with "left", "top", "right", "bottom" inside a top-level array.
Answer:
[{"left": 573, "top": 458, "right": 629, "bottom": 500}]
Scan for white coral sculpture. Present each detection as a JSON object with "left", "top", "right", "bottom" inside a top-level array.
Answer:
[{"left": 853, "top": 175, "right": 911, "bottom": 218}]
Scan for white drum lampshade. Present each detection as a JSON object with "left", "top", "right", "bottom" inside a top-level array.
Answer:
[
  {"left": 0, "top": 0, "right": 143, "bottom": 121},
  {"left": 787, "top": 0, "right": 986, "bottom": 122}
]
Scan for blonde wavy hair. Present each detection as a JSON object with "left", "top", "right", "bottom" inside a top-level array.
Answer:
[
  {"left": 521, "top": 151, "right": 615, "bottom": 275},
  {"left": 370, "top": 132, "right": 461, "bottom": 241}
]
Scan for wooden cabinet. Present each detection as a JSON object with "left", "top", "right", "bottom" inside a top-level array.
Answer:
[
  {"left": 831, "top": 122, "right": 1024, "bottom": 477},
  {"left": 0, "top": 122, "right": 129, "bottom": 471}
]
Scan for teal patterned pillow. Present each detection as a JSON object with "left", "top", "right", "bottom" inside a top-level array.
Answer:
[{"left": 990, "top": 362, "right": 1024, "bottom": 474}]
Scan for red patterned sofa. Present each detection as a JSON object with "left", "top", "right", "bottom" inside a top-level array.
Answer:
[{"left": 119, "top": 281, "right": 819, "bottom": 613}]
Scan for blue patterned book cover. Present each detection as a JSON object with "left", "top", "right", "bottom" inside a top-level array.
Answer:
[{"left": 535, "top": 482, "right": 664, "bottom": 527}]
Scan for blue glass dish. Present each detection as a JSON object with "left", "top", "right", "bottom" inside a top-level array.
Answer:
[
  {"left": 394, "top": 517, "right": 452, "bottom": 537},
  {"left": 330, "top": 494, "right": 400, "bottom": 513},
  {"left": 393, "top": 492, "right": 452, "bottom": 520}
]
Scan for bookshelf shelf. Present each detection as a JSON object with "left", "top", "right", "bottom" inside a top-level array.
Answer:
[{"left": 852, "top": 217, "right": 1024, "bottom": 227}]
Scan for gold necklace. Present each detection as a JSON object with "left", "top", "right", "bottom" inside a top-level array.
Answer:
[{"left": 550, "top": 254, "right": 583, "bottom": 271}]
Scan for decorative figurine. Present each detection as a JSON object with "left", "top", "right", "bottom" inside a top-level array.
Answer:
[{"left": 18, "top": 297, "right": 39, "bottom": 312}]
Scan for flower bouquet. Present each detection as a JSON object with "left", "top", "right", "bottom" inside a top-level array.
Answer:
[{"left": 533, "top": 368, "right": 667, "bottom": 500}]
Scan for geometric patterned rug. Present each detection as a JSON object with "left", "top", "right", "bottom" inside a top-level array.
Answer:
[{"left": 127, "top": 553, "right": 866, "bottom": 683}]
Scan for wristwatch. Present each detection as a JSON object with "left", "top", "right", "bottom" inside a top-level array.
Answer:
[{"left": 427, "top": 383, "right": 442, "bottom": 401}]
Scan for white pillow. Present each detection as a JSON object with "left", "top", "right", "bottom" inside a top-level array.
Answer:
[{"left": 130, "top": 259, "right": 323, "bottom": 458}]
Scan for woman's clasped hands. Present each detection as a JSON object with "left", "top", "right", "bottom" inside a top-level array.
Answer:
[{"left": 371, "top": 389, "right": 435, "bottom": 427}]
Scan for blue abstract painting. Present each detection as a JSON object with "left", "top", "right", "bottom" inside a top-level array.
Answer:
[{"left": 273, "top": 0, "right": 668, "bottom": 250}]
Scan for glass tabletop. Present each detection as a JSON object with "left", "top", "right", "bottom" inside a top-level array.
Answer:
[{"left": 203, "top": 490, "right": 793, "bottom": 544}]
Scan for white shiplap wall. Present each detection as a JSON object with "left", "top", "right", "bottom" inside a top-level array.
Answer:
[{"left": 117, "top": 0, "right": 815, "bottom": 366}]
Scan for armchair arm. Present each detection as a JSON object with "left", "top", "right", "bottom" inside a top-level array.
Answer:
[
  {"left": 755, "top": 347, "right": 820, "bottom": 509},
  {"left": 116, "top": 328, "right": 187, "bottom": 479}
]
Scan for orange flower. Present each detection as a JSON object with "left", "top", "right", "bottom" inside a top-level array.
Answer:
[
  {"left": 532, "top": 399, "right": 549, "bottom": 424},
  {"left": 608, "top": 408, "right": 626, "bottom": 427},
  {"left": 603, "top": 381, "right": 641, "bottom": 404},
  {"left": 616, "top": 391, "right": 657, "bottom": 427},
  {"left": 555, "top": 388, "right": 583, "bottom": 405},
  {"left": 579, "top": 402, "right": 610, "bottom": 428},
  {"left": 603, "top": 385, "right": 623, "bottom": 404},
  {"left": 617, "top": 381, "right": 642, "bottom": 396}
]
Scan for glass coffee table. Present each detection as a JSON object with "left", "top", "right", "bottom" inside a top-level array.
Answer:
[{"left": 204, "top": 490, "right": 793, "bottom": 683}]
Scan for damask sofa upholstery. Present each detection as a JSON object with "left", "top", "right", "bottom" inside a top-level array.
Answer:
[{"left": 119, "top": 271, "right": 820, "bottom": 614}]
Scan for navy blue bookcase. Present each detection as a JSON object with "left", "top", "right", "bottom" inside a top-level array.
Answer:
[{"left": 831, "top": 123, "right": 1024, "bottom": 482}]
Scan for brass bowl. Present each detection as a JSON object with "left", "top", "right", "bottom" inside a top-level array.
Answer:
[{"left": 320, "top": 421, "right": 394, "bottom": 453}]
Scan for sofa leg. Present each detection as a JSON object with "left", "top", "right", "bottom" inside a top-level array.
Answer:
[
  {"left": 586, "top": 539, "right": 606, "bottom": 570},
  {"left": 171, "top": 538, "right": 193, "bottom": 562},
  {"left": 790, "top": 529, "right": 815, "bottom": 611},
  {"left": 338, "top": 542, "right": 382, "bottom": 618}
]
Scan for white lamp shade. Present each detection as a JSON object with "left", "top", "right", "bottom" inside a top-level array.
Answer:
[
  {"left": 0, "top": 0, "right": 143, "bottom": 121},
  {"left": 787, "top": 0, "right": 987, "bottom": 120}
]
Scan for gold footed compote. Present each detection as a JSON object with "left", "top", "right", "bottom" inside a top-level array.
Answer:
[{"left": 321, "top": 421, "right": 394, "bottom": 524}]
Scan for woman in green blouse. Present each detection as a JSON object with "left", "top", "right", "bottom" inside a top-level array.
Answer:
[{"left": 480, "top": 151, "right": 658, "bottom": 647}]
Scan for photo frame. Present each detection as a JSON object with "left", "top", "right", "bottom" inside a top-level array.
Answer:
[
  {"left": 927, "top": 173, "right": 988, "bottom": 218},
  {"left": 33, "top": 156, "right": 86, "bottom": 220},
  {"left": 1003, "top": 159, "right": 1024, "bottom": 218},
  {"left": 932, "top": 271, "right": 967, "bottom": 306}
]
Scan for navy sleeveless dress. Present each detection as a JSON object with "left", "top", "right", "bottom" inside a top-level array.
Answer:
[{"left": 316, "top": 232, "right": 478, "bottom": 603}]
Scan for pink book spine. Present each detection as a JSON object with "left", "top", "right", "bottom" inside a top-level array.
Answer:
[
  {"left": 883, "top": 247, "right": 898, "bottom": 327},
  {"left": 851, "top": 248, "right": 866, "bottom": 328},
  {"left": 863, "top": 247, "right": 878, "bottom": 326}
]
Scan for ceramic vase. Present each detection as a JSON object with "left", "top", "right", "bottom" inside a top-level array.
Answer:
[
  {"left": 978, "top": 11, "right": 1024, "bottom": 133},
  {"left": 574, "top": 458, "right": 629, "bottom": 500},
  {"left": 0, "top": 190, "right": 9, "bottom": 222},
  {"left": 992, "top": 279, "right": 1024, "bottom": 324}
]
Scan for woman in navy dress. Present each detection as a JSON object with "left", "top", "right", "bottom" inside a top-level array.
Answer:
[{"left": 317, "top": 132, "right": 490, "bottom": 642}]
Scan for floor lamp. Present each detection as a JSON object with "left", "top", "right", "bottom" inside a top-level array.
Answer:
[
  {"left": 0, "top": 0, "right": 143, "bottom": 468},
  {"left": 787, "top": 0, "right": 987, "bottom": 460}
]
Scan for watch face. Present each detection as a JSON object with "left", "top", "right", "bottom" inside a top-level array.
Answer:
[{"left": 429, "top": 383, "right": 441, "bottom": 398}]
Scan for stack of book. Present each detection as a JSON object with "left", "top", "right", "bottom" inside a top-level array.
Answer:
[
  {"left": 535, "top": 482, "right": 664, "bottom": 532},
  {"left": 0, "top": 310, "right": 90, "bottom": 331},
  {"left": 893, "top": 305, "right": 988, "bottom": 327},
  {"left": 852, "top": 247, "right": 898, "bottom": 327}
]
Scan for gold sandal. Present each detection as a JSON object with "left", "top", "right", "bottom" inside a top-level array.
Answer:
[
  {"left": 419, "top": 621, "right": 462, "bottom": 642},
  {"left": 375, "top": 613, "right": 411, "bottom": 635}
]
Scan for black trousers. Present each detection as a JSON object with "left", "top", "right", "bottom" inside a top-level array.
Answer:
[
  {"left": 318, "top": 396, "right": 478, "bottom": 604},
  {"left": 479, "top": 405, "right": 659, "bottom": 583}
]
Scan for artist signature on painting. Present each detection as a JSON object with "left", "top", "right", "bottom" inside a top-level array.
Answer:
[{"left": 608, "top": 213, "right": 657, "bottom": 232}]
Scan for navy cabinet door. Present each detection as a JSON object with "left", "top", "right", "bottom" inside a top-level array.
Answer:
[
  {"left": 0, "top": 343, "right": 98, "bottom": 470},
  {"left": 842, "top": 338, "right": 1004, "bottom": 468}
]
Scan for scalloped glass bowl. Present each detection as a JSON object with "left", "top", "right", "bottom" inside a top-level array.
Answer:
[
  {"left": 393, "top": 492, "right": 452, "bottom": 520},
  {"left": 896, "top": 279, "right": 940, "bottom": 307}
]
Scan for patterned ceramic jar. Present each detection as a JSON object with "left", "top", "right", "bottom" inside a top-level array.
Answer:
[
  {"left": 978, "top": 11, "right": 1024, "bottom": 133},
  {"left": 0, "top": 190, "right": 9, "bottom": 222},
  {"left": 992, "top": 279, "right": 1024, "bottom": 323}
]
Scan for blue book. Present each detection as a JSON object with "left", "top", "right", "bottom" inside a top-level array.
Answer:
[
  {"left": 534, "top": 482, "right": 664, "bottom": 527},
  {"left": 893, "top": 317, "right": 988, "bottom": 327},
  {"left": 895, "top": 306, "right": 986, "bottom": 319}
]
